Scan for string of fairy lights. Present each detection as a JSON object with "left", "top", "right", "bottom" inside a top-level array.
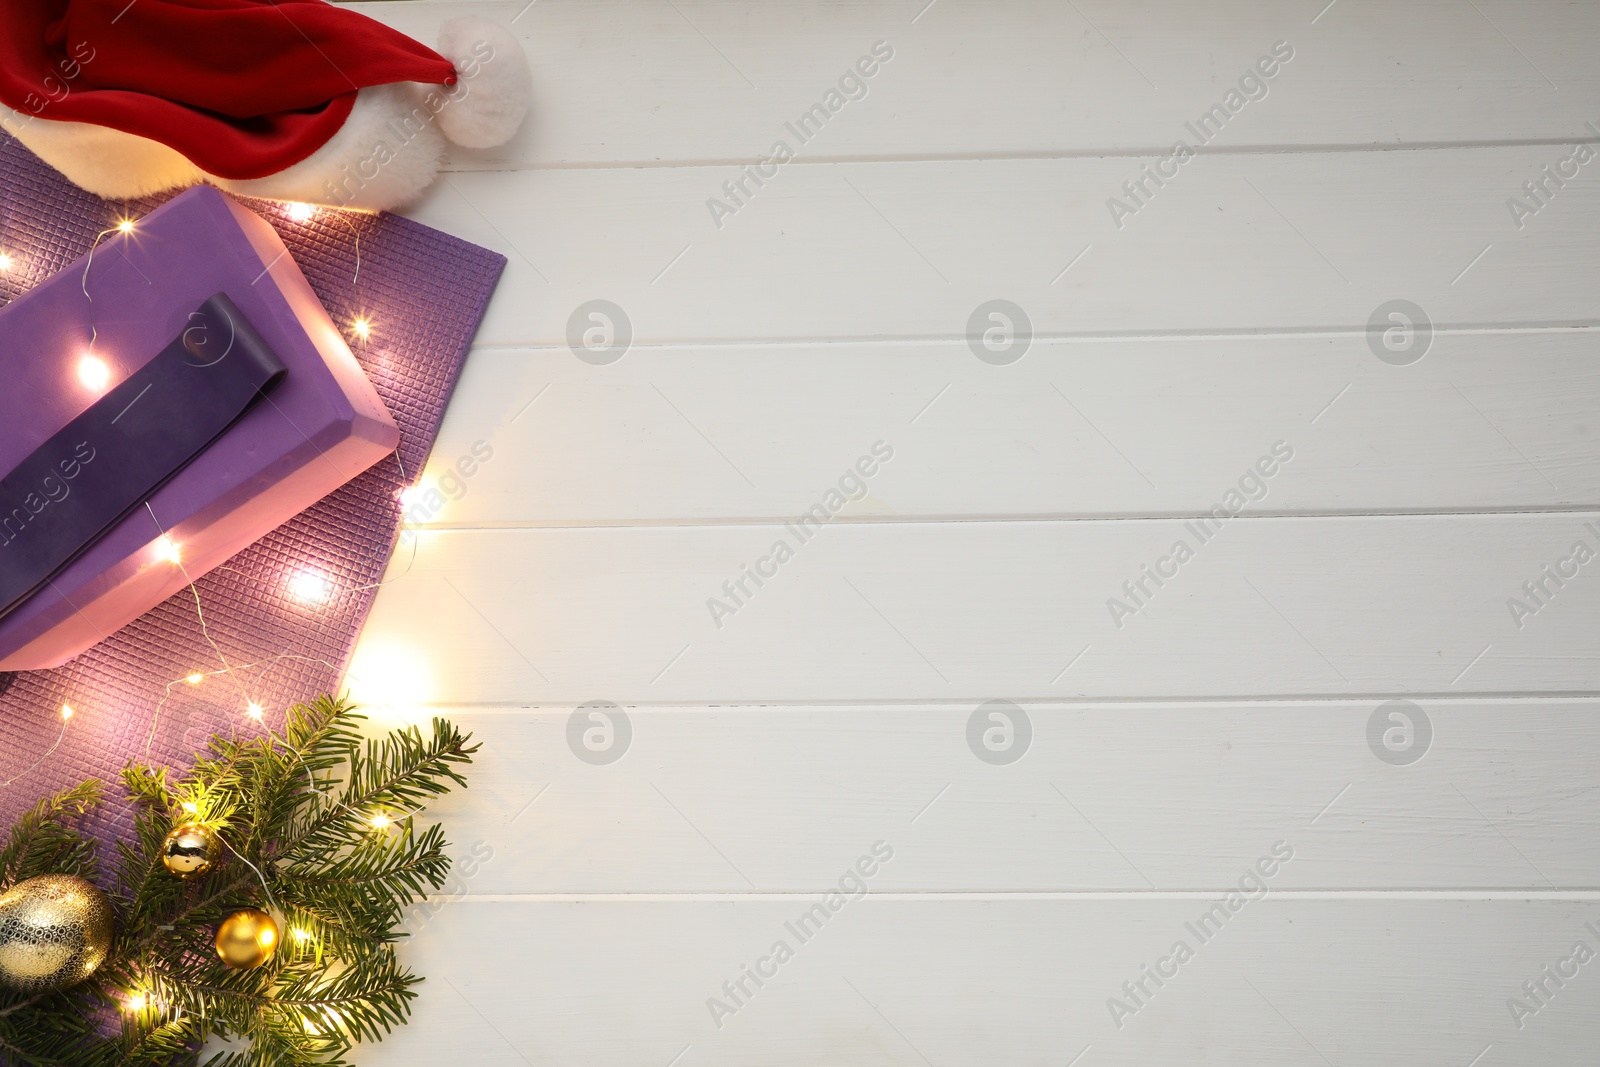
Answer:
[
  {"left": 0, "top": 199, "right": 442, "bottom": 998},
  {"left": 1, "top": 200, "right": 371, "bottom": 386}
]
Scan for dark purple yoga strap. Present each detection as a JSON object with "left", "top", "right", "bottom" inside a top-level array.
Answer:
[{"left": 0, "top": 293, "right": 285, "bottom": 620}]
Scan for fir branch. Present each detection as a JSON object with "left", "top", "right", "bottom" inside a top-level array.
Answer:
[
  {"left": 0, "top": 696, "right": 475, "bottom": 1067},
  {"left": 0, "top": 781, "right": 102, "bottom": 889},
  {"left": 286, "top": 716, "right": 475, "bottom": 866}
]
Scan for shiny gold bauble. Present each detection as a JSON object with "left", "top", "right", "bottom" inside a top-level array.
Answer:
[
  {"left": 160, "top": 822, "right": 221, "bottom": 880},
  {"left": 0, "top": 874, "right": 113, "bottom": 993},
  {"left": 215, "top": 908, "right": 278, "bottom": 969}
]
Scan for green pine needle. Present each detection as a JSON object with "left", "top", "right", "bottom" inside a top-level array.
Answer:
[{"left": 0, "top": 695, "right": 475, "bottom": 1067}]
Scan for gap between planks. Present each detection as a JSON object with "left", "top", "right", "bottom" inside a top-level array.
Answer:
[
  {"left": 402, "top": 504, "right": 1600, "bottom": 532},
  {"left": 434, "top": 890, "right": 1600, "bottom": 901},
  {"left": 465, "top": 323, "right": 1600, "bottom": 351},
  {"left": 441, "top": 137, "right": 1600, "bottom": 173},
  {"left": 399, "top": 505, "right": 1600, "bottom": 536},
  {"left": 394, "top": 693, "right": 1600, "bottom": 711}
]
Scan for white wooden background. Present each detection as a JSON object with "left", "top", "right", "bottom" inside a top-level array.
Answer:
[{"left": 344, "top": 1, "right": 1600, "bottom": 1063}]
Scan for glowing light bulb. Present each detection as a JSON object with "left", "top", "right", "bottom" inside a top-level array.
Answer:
[
  {"left": 181, "top": 802, "right": 198, "bottom": 813},
  {"left": 155, "top": 536, "right": 181, "bottom": 565},
  {"left": 77, "top": 353, "right": 111, "bottom": 393},
  {"left": 125, "top": 992, "right": 146, "bottom": 1012},
  {"left": 351, "top": 317, "right": 371, "bottom": 341},
  {"left": 59, "top": 705, "right": 73, "bottom": 721},
  {"left": 286, "top": 201, "right": 315, "bottom": 222},
  {"left": 116, "top": 218, "right": 135, "bottom": 234},
  {"left": 370, "top": 813, "right": 391, "bottom": 830},
  {"left": 397, "top": 486, "right": 421, "bottom": 508},
  {"left": 288, "top": 570, "right": 335, "bottom": 606},
  {"left": 246, "top": 701, "right": 264, "bottom": 720},
  {"left": 0, "top": 252, "right": 12, "bottom": 271},
  {"left": 292, "top": 927, "right": 311, "bottom": 943},
  {"left": 303, "top": 1007, "right": 342, "bottom": 1036},
  {"left": 347, "top": 639, "right": 434, "bottom": 707},
  {"left": 186, "top": 673, "right": 204, "bottom": 685}
]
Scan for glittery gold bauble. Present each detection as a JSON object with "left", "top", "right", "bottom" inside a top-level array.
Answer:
[
  {"left": 215, "top": 908, "right": 278, "bottom": 969},
  {"left": 160, "top": 822, "right": 221, "bottom": 880},
  {"left": 0, "top": 874, "right": 113, "bottom": 993}
]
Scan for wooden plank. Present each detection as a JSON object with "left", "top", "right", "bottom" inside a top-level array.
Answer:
[
  {"left": 349, "top": 0, "right": 1600, "bottom": 167},
  {"left": 398, "top": 148, "right": 1600, "bottom": 347},
  {"left": 414, "top": 332, "right": 1600, "bottom": 526},
  {"left": 369, "top": 898, "right": 1597, "bottom": 1066},
  {"left": 351, "top": 514, "right": 1600, "bottom": 705},
  {"left": 374, "top": 700, "right": 1600, "bottom": 893}
]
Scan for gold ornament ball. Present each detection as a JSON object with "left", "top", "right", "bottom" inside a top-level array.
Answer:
[
  {"left": 0, "top": 874, "right": 113, "bottom": 994},
  {"left": 160, "top": 822, "right": 221, "bottom": 880},
  {"left": 215, "top": 908, "right": 278, "bottom": 969}
]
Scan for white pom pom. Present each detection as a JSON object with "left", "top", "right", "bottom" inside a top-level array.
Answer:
[{"left": 434, "top": 17, "right": 532, "bottom": 149}]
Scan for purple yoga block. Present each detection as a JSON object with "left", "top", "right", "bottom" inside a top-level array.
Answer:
[{"left": 0, "top": 186, "right": 399, "bottom": 670}]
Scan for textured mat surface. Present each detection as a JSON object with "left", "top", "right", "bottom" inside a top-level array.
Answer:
[{"left": 0, "top": 137, "right": 504, "bottom": 843}]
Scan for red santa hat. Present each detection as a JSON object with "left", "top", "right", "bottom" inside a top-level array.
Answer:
[{"left": 0, "top": 0, "right": 531, "bottom": 209}]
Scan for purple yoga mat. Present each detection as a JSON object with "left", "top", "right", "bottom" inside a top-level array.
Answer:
[{"left": 0, "top": 136, "right": 505, "bottom": 844}]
